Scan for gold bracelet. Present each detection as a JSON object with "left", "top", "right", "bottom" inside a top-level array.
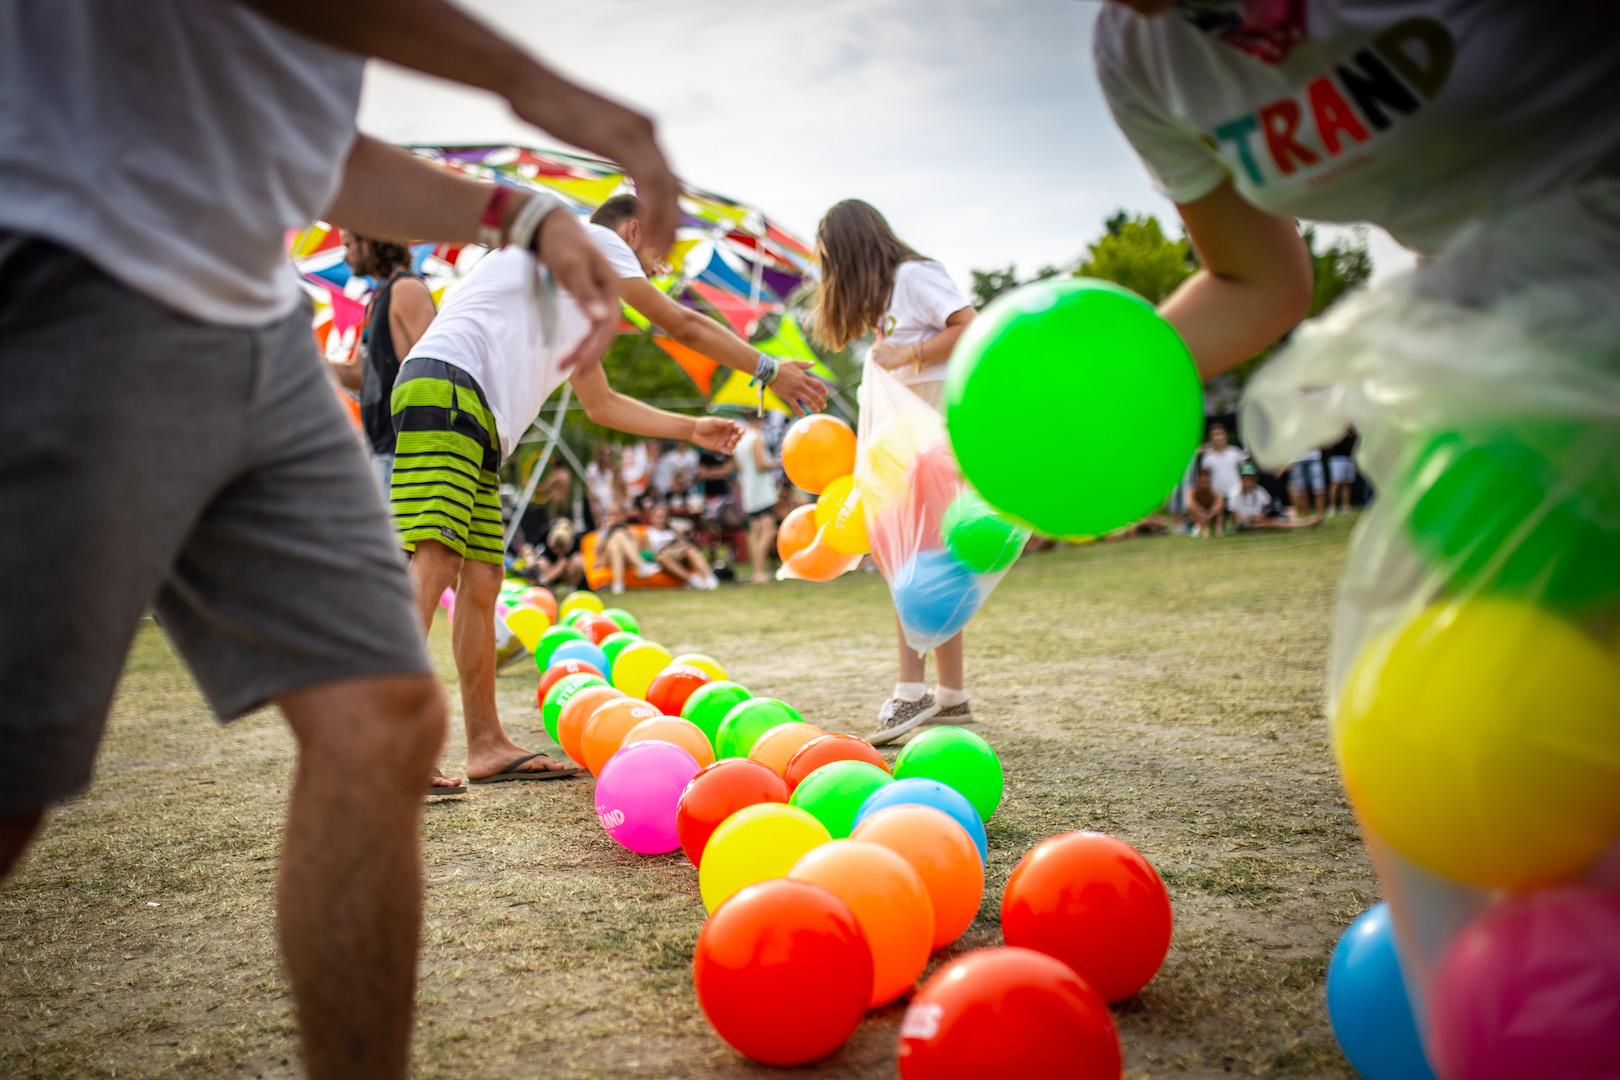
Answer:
[{"left": 911, "top": 343, "right": 923, "bottom": 375}]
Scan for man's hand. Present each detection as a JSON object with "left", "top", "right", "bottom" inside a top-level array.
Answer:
[
  {"left": 690, "top": 418, "right": 743, "bottom": 453},
  {"left": 536, "top": 208, "right": 619, "bottom": 374},
  {"left": 771, "top": 361, "right": 828, "bottom": 416}
]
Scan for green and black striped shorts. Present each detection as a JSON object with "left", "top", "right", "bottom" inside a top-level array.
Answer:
[{"left": 389, "top": 357, "right": 506, "bottom": 564}]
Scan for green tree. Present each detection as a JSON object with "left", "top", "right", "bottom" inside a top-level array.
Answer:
[
  {"left": 1074, "top": 213, "right": 1198, "bottom": 304},
  {"left": 970, "top": 264, "right": 1021, "bottom": 308}
]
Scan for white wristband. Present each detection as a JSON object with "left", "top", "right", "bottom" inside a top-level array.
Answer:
[{"left": 504, "top": 191, "right": 567, "bottom": 252}]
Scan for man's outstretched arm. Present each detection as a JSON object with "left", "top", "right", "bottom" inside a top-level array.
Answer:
[{"left": 231, "top": 0, "right": 679, "bottom": 256}]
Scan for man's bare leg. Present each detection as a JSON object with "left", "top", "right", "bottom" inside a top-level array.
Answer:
[
  {"left": 277, "top": 673, "right": 444, "bottom": 1080},
  {"left": 0, "top": 813, "right": 43, "bottom": 880},
  {"left": 454, "top": 558, "right": 570, "bottom": 779},
  {"left": 404, "top": 540, "right": 469, "bottom": 789}
]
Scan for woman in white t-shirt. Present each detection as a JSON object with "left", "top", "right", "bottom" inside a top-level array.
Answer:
[
  {"left": 810, "top": 199, "right": 979, "bottom": 743},
  {"left": 733, "top": 414, "right": 779, "bottom": 585}
]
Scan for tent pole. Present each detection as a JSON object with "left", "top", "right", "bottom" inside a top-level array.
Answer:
[{"left": 503, "top": 382, "right": 573, "bottom": 551}]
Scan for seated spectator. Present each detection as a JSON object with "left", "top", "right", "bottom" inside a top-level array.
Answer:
[
  {"left": 1200, "top": 422, "right": 1248, "bottom": 500},
  {"left": 593, "top": 509, "right": 656, "bottom": 596},
  {"left": 532, "top": 520, "right": 585, "bottom": 592},
  {"left": 643, "top": 504, "right": 718, "bottom": 589},
  {"left": 654, "top": 439, "right": 700, "bottom": 498},
  {"left": 1232, "top": 464, "right": 1323, "bottom": 531},
  {"left": 1187, "top": 467, "right": 1225, "bottom": 537}
]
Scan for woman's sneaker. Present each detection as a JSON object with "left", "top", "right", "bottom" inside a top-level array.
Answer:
[
  {"left": 933, "top": 699, "right": 973, "bottom": 723},
  {"left": 869, "top": 694, "right": 940, "bottom": 746}
]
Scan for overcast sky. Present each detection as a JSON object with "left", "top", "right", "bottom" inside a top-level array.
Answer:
[{"left": 358, "top": 0, "right": 1415, "bottom": 289}]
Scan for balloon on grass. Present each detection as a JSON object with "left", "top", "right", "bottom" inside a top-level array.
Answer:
[
  {"left": 541, "top": 671, "right": 608, "bottom": 742},
  {"left": 549, "top": 638, "right": 609, "bottom": 677},
  {"left": 853, "top": 805, "right": 985, "bottom": 951},
  {"left": 716, "top": 698, "right": 804, "bottom": 760},
  {"left": 1001, "top": 831, "right": 1172, "bottom": 1003},
  {"left": 559, "top": 590, "right": 604, "bottom": 617},
  {"left": 579, "top": 612, "right": 624, "bottom": 645},
  {"left": 1326, "top": 903, "right": 1438, "bottom": 1080},
  {"left": 595, "top": 739, "right": 701, "bottom": 855},
  {"left": 791, "top": 760, "right": 893, "bottom": 839},
  {"left": 623, "top": 715, "right": 714, "bottom": 768},
  {"left": 557, "top": 684, "right": 624, "bottom": 766},
  {"left": 533, "top": 625, "right": 586, "bottom": 671},
  {"left": 599, "top": 631, "right": 643, "bottom": 671},
  {"left": 747, "top": 722, "right": 827, "bottom": 776},
  {"left": 945, "top": 277, "right": 1202, "bottom": 538},
  {"left": 522, "top": 586, "right": 557, "bottom": 620},
  {"left": 897, "top": 947, "right": 1121, "bottom": 1080},
  {"left": 856, "top": 778, "right": 987, "bottom": 863},
  {"left": 582, "top": 698, "right": 662, "bottom": 776},
  {"left": 600, "top": 606, "right": 640, "bottom": 634},
  {"left": 505, "top": 606, "right": 550, "bottom": 653},
  {"left": 784, "top": 733, "right": 890, "bottom": 794},
  {"left": 669, "top": 652, "right": 727, "bottom": 682},
  {"left": 693, "top": 879, "right": 872, "bottom": 1067},
  {"left": 682, "top": 681, "right": 753, "bottom": 748},
  {"left": 789, "top": 840, "right": 934, "bottom": 1007},
  {"left": 782, "top": 414, "right": 857, "bottom": 495},
  {"left": 894, "top": 726, "right": 1004, "bottom": 822},
  {"left": 645, "top": 663, "right": 712, "bottom": 719},
  {"left": 611, "top": 640, "right": 675, "bottom": 700},
  {"left": 536, "top": 659, "right": 605, "bottom": 709},
  {"left": 677, "top": 758, "right": 791, "bottom": 868},
  {"left": 1335, "top": 597, "right": 1620, "bottom": 889},
  {"left": 699, "top": 803, "right": 831, "bottom": 913}
]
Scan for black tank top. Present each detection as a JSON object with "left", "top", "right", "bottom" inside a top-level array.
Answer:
[{"left": 359, "top": 270, "right": 427, "bottom": 455}]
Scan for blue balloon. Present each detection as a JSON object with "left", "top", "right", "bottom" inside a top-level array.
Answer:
[
  {"left": 548, "top": 638, "right": 609, "bottom": 676},
  {"left": 854, "top": 777, "right": 987, "bottom": 863},
  {"left": 892, "top": 549, "right": 981, "bottom": 640},
  {"left": 1327, "top": 903, "right": 1439, "bottom": 1080}
]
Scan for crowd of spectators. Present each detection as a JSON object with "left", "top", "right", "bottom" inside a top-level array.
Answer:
[{"left": 1166, "top": 421, "right": 1364, "bottom": 538}]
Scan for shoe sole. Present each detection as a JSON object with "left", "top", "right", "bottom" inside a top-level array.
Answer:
[{"left": 868, "top": 701, "right": 941, "bottom": 746}]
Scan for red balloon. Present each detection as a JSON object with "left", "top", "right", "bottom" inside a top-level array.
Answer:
[
  {"left": 1001, "top": 831, "right": 1172, "bottom": 1003},
  {"left": 897, "top": 947, "right": 1120, "bottom": 1080},
  {"left": 784, "top": 733, "right": 890, "bottom": 794},
  {"left": 535, "top": 658, "right": 605, "bottom": 709},
  {"left": 677, "top": 758, "right": 790, "bottom": 867},
  {"left": 646, "top": 663, "right": 712, "bottom": 719},
  {"left": 694, "top": 878, "right": 873, "bottom": 1067},
  {"left": 906, "top": 439, "right": 963, "bottom": 549},
  {"left": 579, "top": 613, "right": 623, "bottom": 645}
]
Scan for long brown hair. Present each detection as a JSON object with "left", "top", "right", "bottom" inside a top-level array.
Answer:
[{"left": 809, "top": 200, "right": 925, "bottom": 351}]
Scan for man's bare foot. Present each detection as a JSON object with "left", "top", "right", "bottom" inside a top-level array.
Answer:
[
  {"left": 466, "top": 743, "right": 575, "bottom": 781},
  {"left": 428, "top": 769, "right": 466, "bottom": 796}
]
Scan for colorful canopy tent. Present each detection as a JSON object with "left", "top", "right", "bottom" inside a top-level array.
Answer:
[{"left": 289, "top": 143, "right": 834, "bottom": 413}]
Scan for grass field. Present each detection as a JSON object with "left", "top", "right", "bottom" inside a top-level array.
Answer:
[{"left": 0, "top": 519, "right": 1375, "bottom": 1079}]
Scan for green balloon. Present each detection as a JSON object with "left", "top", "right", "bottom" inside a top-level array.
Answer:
[
  {"left": 682, "top": 681, "right": 753, "bottom": 748},
  {"left": 790, "top": 760, "right": 893, "bottom": 838},
  {"left": 942, "top": 490, "right": 1030, "bottom": 573},
  {"left": 543, "top": 672, "right": 607, "bottom": 742},
  {"left": 533, "top": 626, "right": 586, "bottom": 672},
  {"left": 562, "top": 608, "right": 590, "bottom": 628},
  {"left": 715, "top": 698, "right": 804, "bottom": 760},
  {"left": 1405, "top": 422, "right": 1620, "bottom": 612},
  {"left": 946, "top": 277, "right": 1201, "bottom": 538},
  {"left": 600, "top": 607, "right": 641, "bottom": 634},
  {"left": 893, "top": 725, "right": 1004, "bottom": 822},
  {"left": 599, "top": 631, "right": 643, "bottom": 671}
]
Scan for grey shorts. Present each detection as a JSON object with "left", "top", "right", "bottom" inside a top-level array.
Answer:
[{"left": 0, "top": 235, "right": 431, "bottom": 816}]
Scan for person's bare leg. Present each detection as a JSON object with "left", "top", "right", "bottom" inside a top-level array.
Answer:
[
  {"left": 656, "top": 550, "right": 693, "bottom": 584},
  {"left": 0, "top": 813, "right": 44, "bottom": 880},
  {"left": 406, "top": 540, "right": 463, "bottom": 634},
  {"left": 455, "top": 558, "right": 569, "bottom": 779},
  {"left": 684, "top": 548, "right": 712, "bottom": 583},
  {"left": 748, "top": 516, "right": 772, "bottom": 583},
  {"left": 934, "top": 633, "right": 965, "bottom": 693},
  {"left": 897, "top": 616, "right": 927, "bottom": 683},
  {"left": 277, "top": 673, "right": 444, "bottom": 1080}
]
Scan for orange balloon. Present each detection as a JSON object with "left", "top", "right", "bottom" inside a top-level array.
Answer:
[
  {"left": 781, "top": 532, "right": 860, "bottom": 583},
  {"left": 748, "top": 721, "right": 827, "bottom": 776},
  {"left": 557, "top": 684, "right": 625, "bottom": 766},
  {"left": 782, "top": 414, "right": 857, "bottom": 495},
  {"left": 523, "top": 586, "right": 558, "bottom": 621},
  {"left": 777, "top": 504, "right": 818, "bottom": 562},
  {"left": 788, "top": 839, "right": 934, "bottom": 1007},
  {"left": 851, "top": 804, "right": 984, "bottom": 950},
  {"left": 582, "top": 698, "right": 662, "bottom": 776},
  {"left": 623, "top": 715, "right": 716, "bottom": 768}
]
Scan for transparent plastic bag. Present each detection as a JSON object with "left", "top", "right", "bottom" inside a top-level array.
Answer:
[
  {"left": 1242, "top": 181, "right": 1620, "bottom": 1077},
  {"left": 851, "top": 359, "right": 1027, "bottom": 655}
]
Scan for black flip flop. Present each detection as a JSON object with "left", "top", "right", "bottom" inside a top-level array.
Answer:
[
  {"left": 428, "top": 771, "right": 468, "bottom": 796},
  {"left": 469, "top": 752, "right": 583, "bottom": 784}
]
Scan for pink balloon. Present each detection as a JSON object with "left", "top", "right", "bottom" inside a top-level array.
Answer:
[
  {"left": 1429, "top": 885, "right": 1620, "bottom": 1080},
  {"left": 595, "top": 739, "right": 702, "bottom": 855}
]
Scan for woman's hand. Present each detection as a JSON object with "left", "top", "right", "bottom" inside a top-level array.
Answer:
[
  {"left": 691, "top": 417, "right": 743, "bottom": 452},
  {"left": 771, "top": 361, "right": 829, "bottom": 415},
  {"left": 871, "top": 341, "right": 910, "bottom": 369}
]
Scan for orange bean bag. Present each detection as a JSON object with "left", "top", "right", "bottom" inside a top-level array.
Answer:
[{"left": 582, "top": 526, "right": 686, "bottom": 591}]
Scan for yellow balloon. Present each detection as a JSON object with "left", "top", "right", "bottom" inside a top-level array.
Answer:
[
  {"left": 857, "top": 409, "right": 938, "bottom": 510},
  {"left": 611, "top": 640, "right": 674, "bottom": 700},
  {"left": 670, "top": 652, "right": 727, "bottom": 682},
  {"left": 504, "top": 607, "right": 551, "bottom": 653},
  {"left": 1336, "top": 597, "right": 1620, "bottom": 889},
  {"left": 815, "top": 475, "right": 869, "bottom": 556},
  {"left": 559, "top": 590, "right": 605, "bottom": 617},
  {"left": 698, "top": 802, "right": 831, "bottom": 913}
]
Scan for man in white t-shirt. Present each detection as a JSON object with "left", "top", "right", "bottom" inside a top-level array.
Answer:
[
  {"left": 1200, "top": 422, "right": 1249, "bottom": 502},
  {"left": 390, "top": 246, "right": 741, "bottom": 787},
  {"left": 653, "top": 440, "right": 700, "bottom": 496},
  {"left": 586, "top": 195, "right": 829, "bottom": 416},
  {"left": 0, "top": 2, "right": 681, "bottom": 1075}
]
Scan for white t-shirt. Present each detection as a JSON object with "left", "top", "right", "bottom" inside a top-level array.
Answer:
[
  {"left": 879, "top": 259, "right": 972, "bottom": 387},
  {"left": 733, "top": 430, "right": 778, "bottom": 514},
  {"left": 654, "top": 446, "right": 700, "bottom": 494},
  {"left": 1230, "top": 484, "right": 1274, "bottom": 518},
  {"left": 587, "top": 223, "right": 646, "bottom": 280},
  {"left": 620, "top": 441, "right": 651, "bottom": 496},
  {"left": 1094, "top": 2, "right": 1620, "bottom": 255},
  {"left": 643, "top": 526, "right": 677, "bottom": 552},
  {"left": 1201, "top": 445, "right": 1249, "bottom": 497},
  {"left": 405, "top": 247, "right": 591, "bottom": 459},
  {"left": 0, "top": 0, "right": 364, "bottom": 326}
]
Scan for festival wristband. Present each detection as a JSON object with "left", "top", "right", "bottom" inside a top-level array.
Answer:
[
  {"left": 477, "top": 185, "right": 514, "bottom": 249},
  {"left": 504, "top": 190, "right": 568, "bottom": 252}
]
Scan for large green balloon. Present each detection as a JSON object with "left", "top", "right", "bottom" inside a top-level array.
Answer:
[
  {"left": 681, "top": 681, "right": 754, "bottom": 747},
  {"left": 945, "top": 277, "right": 1201, "bottom": 538},
  {"left": 601, "top": 607, "right": 641, "bottom": 634},
  {"left": 533, "top": 625, "right": 586, "bottom": 672},
  {"left": 790, "top": 760, "right": 893, "bottom": 838},
  {"left": 542, "top": 672, "right": 607, "bottom": 742},
  {"left": 715, "top": 698, "right": 804, "bottom": 760},
  {"left": 1405, "top": 422, "right": 1620, "bottom": 612},
  {"left": 893, "top": 726, "right": 1004, "bottom": 822},
  {"left": 942, "top": 490, "right": 1030, "bottom": 573},
  {"left": 599, "top": 631, "right": 643, "bottom": 671}
]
